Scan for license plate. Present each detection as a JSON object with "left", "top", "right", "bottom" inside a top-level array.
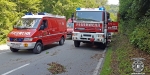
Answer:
[{"left": 11, "top": 43, "right": 21, "bottom": 48}]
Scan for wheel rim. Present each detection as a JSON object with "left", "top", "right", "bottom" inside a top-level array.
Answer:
[{"left": 37, "top": 45, "right": 41, "bottom": 52}]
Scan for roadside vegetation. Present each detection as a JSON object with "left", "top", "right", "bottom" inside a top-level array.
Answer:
[
  {"left": 119, "top": 0, "right": 150, "bottom": 53},
  {"left": 100, "top": 47, "right": 112, "bottom": 75},
  {"left": 0, "top": 0, "right": 118, "bottom": 44},
  {"left": 101, "top": 0, "right": 150, "bottom": 74},
  {"left": 101, "top": 34, "right": 150, "bottom": 75}
]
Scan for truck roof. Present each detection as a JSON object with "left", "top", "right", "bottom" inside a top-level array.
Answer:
[{"left": 22, "top": 14, "right": 66, "bottom": 19}]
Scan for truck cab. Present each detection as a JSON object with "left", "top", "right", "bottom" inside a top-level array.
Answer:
[{"left": 7, "top": 12, "right": 67, "bottom": 54}]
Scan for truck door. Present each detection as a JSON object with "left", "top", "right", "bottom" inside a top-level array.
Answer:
[
  {"left": 51, "top": 19, "right": 59, "bottom": 41},
  {"left": 41, "top": 19, "right": 49, "bottom": 45},
  {"left": 47, "top": 18, "right": 54, "bottom": 43},
  {"left": 107, "top": 22, "right": 118, "bottom": 32}
]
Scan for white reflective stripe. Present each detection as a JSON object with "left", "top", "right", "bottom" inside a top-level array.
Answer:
[
  {"left": 34, "top": 37, "right": 38, "bottom": 38},
  {"left": 33, "top": 32, "right": 66, "bottom": 38}
]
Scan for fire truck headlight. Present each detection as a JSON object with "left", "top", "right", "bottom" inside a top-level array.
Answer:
[
  {"left": 24, "top": 38, "right": 33, "bottom": 41},
  {"left": 72, "top": 33, "right": 78, "bottom": 36}
]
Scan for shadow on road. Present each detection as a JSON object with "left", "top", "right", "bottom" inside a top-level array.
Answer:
[
  {"left": 43, "top": 43, "right": 59, "bottom": 51},
  {"left": 66, "top": 37, "right": 72, "bottom": 40},
  {"left": 76, "top": 43, "right": 106, "bottom": 51}
]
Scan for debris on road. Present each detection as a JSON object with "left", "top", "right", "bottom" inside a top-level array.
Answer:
[
  {"left": 47, "top": 62, "right": 66, "bottom": 74},
  {"left": 91, "top": 53, "right": 102, "bottom": 60},
  {"left": 46, "top": 51, "right": 49, "bottom": 54},
  {"left": 50, "top": 51, "right": 58, "bottom": 56}
]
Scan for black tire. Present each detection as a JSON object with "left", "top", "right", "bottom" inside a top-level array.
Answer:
[
  {"left": 59, "top": 37, "right": 64, "bottom": 45},
  {"left": 10, "top": 47, "right": 19, "bottom": 52},
  {"left": 71, "top": 35, "right": 72, "bottom": 39},
  {"left": 100, "top": 43, "right": 106, "bottom": 50},
  {"left": 74, "top": 41, "right": 80, "bottom": 47},
  {"left": 33, "top": 42, "right": 43, "bottom": 54}
]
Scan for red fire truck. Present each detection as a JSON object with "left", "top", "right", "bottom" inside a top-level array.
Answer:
[
  {"left": 7, "top": 12, "right": 67, "bottom": 54},
  {"left": 71, "top": 7, "right": 118, "bottom": 49},
  {"left": 67, "top": 18, "right": 74, "bottom": 38}
]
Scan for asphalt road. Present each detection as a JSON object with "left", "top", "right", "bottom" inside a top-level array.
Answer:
[{"left": 0, "top": 39, "right": 105, "bottom": 75}]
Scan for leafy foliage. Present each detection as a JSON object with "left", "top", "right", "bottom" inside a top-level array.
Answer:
[{"left": 119, "top": 0, "right": 150, "bottom": 53}]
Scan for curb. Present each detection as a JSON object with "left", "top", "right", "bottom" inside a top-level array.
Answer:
[{"left": 93, "top": 48, "right": 107, "bottom": 75}]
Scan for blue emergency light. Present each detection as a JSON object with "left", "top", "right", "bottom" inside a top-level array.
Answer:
[
  {"left": 76, "top": 7, "right": 105, "bottom": 11},
  {"left": 38, "top": 12, "right": 47, "bottom": 15},
  {"left": 99, "top": 7, "right": 105, "bottom": 11},
  {"left": 25, "top": 12, "right": 33, "bottom": 15},
  {"left": 76, "top": 8, "right": 81, "bottom": 10},
  {"left": 25, "top": 12, "right": 48, "bottom": 15}
]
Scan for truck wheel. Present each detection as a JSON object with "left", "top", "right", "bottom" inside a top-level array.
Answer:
[
  {"left": 33, "top": 42, "right": 43, "bottom": 54},
  {"left": 59, "top": 37, "right": 64, "bottom": 45},
  {"left": 101, "top": 44, "right": 106, "bottom": 50},
  {"left": 74, "top": 41, "right": 80, "bottom": 47},
  {"left": 10, "top": 47, "right": 19, "bottom": 52}
]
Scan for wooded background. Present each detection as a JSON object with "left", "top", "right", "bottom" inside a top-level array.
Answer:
[
  {"left": 0, "top": 0, "right": 118, "bottom": 44},
  {"left": 119, "top": 0, "right": 150, "bottom": 53}
]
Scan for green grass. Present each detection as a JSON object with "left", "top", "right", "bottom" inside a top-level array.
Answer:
[
  {"left": 100, "top": 48, "right": 112, "bottom": 75},
  {"left": 100, "top": 35, "right": 133, "bottom": 75},
  {"left": 116, "top": 47, "right": 132, "bottom": 75},
  {"left": 116, "top": 36, "right": 133, "bottom": 75}
]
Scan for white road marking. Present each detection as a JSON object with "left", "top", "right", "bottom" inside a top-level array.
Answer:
[
  {"left": 92, "top": 49, "right": 106, "bottom": 75},
  {"left": 1, "top": 63, "right": 30, "bottom": 75}
]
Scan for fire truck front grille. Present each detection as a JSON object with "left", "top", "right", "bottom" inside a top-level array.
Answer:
[{"left": 10, "top": 38, "right": 24, "bottom": 42}]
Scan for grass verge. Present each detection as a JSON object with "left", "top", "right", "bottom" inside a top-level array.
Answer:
[
  {"left": 100, "top": 34, "right": 150, "bottom": 75},
  {"left": 100, "top": 47, "right": 112, "bottom": 75}
]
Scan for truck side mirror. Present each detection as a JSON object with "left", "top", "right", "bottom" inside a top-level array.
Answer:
[
  {"left": 39, "top": 25, "right": 44, "bottom": 30},
  {"left": 107, "top": 13, "right": 110, "bottom": 19},
  {"left": 71, "top": 13, "right": 74, "bottom": 23}
]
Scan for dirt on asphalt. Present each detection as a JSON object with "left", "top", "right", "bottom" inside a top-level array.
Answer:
[{"left": 47, "top": 62, "right": 66, "bottom": 75}]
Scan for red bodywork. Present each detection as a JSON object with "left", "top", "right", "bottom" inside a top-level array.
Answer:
[
  {"left": 67, "top": 18, "right": 74, "bottom": 36},
  {"left": 107, "top": 22, "right": 118, "bottom": 32},
  {"left": 74, "top": 22, "right": 103, "bottom": 33},
  {"left": 73, "top": 11, "right": 118, "bottom": 33},
  {"left": 7, "top": 17, "right": 67, "bottom": 46}
]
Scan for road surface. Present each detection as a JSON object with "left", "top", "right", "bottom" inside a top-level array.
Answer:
[{"left": 0, "top": 39, "right": 105, "bottom": 75}]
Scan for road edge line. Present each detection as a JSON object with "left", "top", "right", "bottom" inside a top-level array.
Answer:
[
  {"left": 1, "top": 63, "right": 30, "bottom": 75},
  {"left": 92, "top": 49, "right": 107, "bottom": 75}
]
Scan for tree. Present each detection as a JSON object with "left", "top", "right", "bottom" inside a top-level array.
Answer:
[{"left": 0, "top": 0, "right": 17, "bottom": 44}]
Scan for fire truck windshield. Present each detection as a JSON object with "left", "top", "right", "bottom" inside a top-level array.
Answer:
[
  {"left": 67, "top": 22, "right": 73, "bottom": 28},
  {"left": 76, "top": 11, "right": 103, "bottom": 22},
  {"left": 14, "top": 18, "right": 41, "bottom": 29}
]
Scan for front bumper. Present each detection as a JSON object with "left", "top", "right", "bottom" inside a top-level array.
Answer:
[
  {"left": 72, "top": 32, "right": 105, "bottom": 43},
  {"left": 7, "top": 42, "right": 36, "bottom": 49},
  {"left": 67, "top": 32, "right": 72, "bottom": 35}
]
